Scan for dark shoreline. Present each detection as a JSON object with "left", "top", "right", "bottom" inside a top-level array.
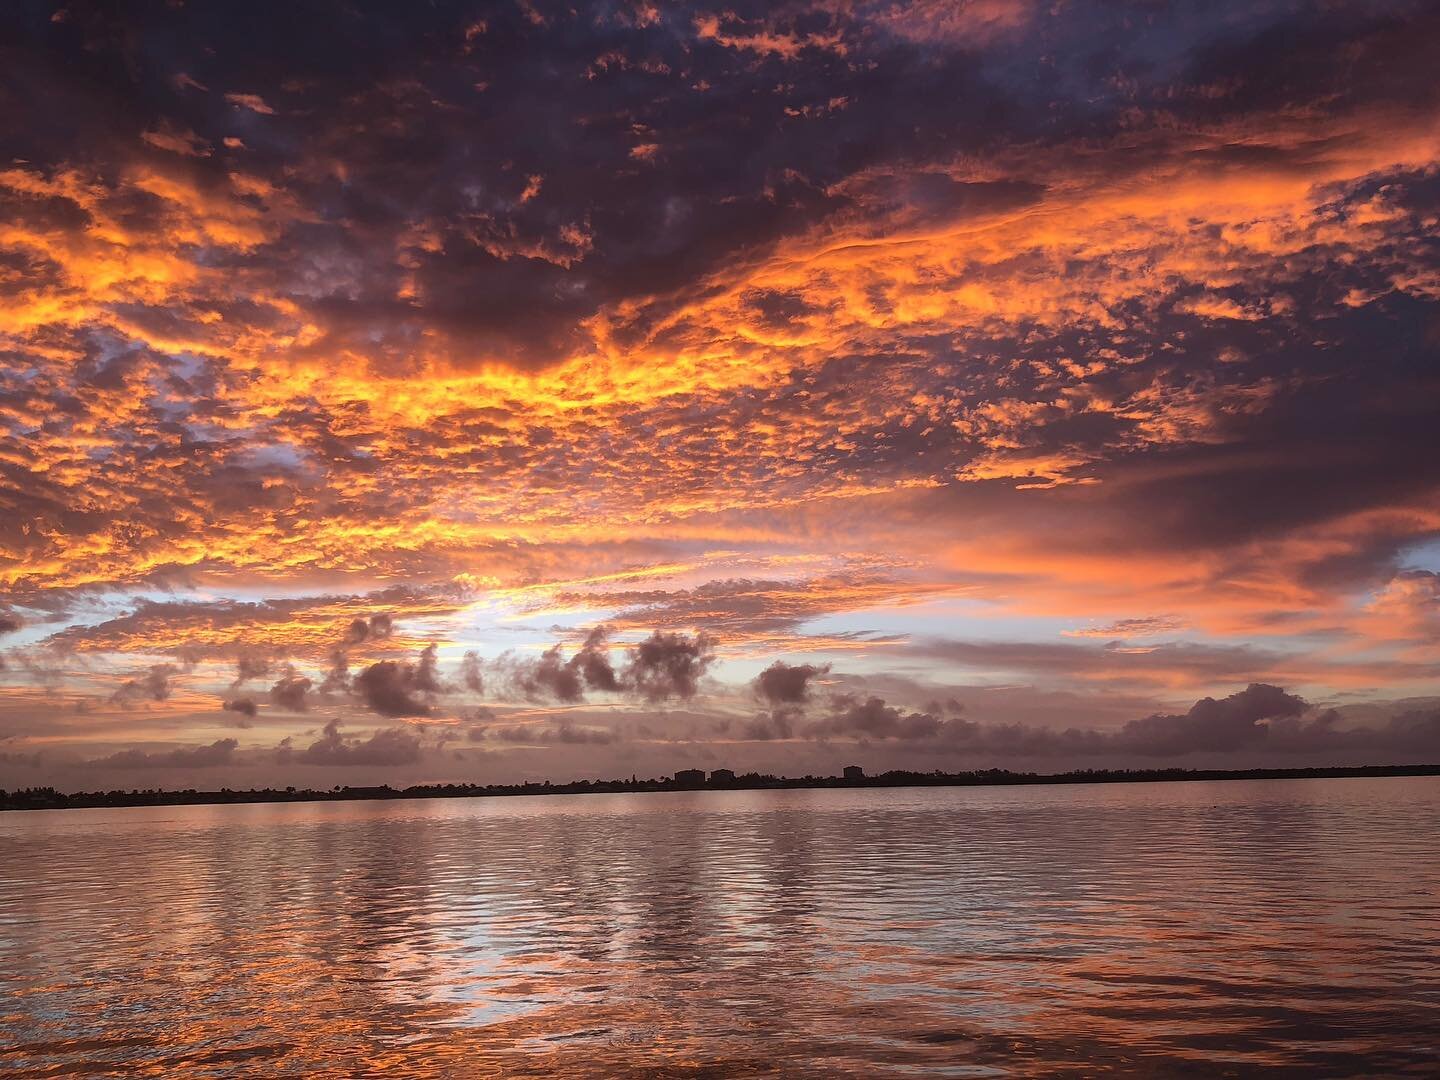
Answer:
[{"left": 3, "top": 763, "right": 1437, "bottom": 813}]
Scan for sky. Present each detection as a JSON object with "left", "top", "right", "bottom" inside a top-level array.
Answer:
[{"left": 2, "top": 0, "right": 1439, "bottom": 790}]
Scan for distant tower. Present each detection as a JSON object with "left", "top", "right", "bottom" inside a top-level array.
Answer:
[{"left": 843, "top": 765, "right": 864, "bottom": 781}]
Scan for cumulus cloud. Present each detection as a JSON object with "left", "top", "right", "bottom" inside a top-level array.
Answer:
[
  {"left": 808, "top": 694, "right": 944, "bottom": 740},
  {"left": 268, "top": 666, "right": 313, "bottom": 712},
  {"left": 297, "top": 720, "right": 422, "bottom": 766},
  {"left": 754, "top": 660, "right": 831, "bottom": 705},
  {"left": 573, "top": 627, "right": 621, "bottom": 692},
  {"left": 492, "top": 720, "right": 616, "bottom": 745},
  {"left": 0, "top": 614, "right": 21, "bottom": 636},
  {"left": 319, "top": 650, "right": 351, "bottom": 695},
  {"left": 460, "top": 651, "right": 485, "bottom": 694},
  {"left": 1114, "top": 684, "right": 1308, "bottom": 755},
  {"left": 231, "top": 654, "right": 273, "bottom": 688},
  {"left": 624, "top": 631, "right": 716, "bottom": 703},
  {"left": 414, "top": 643, "right": 443, "bottom": 694},
  {"left": 223, "top": 697, "right": 258, "bottom": 724},
  {"left": 790, "top": 683, "right": 1440, "bottom": 761},
  {"left": 743, "top": 709, "right": 797, "bottom": 741},
  {"left": 342, "top": 613, "right": 395, "bottom": 647},
  {"left": 90, "top": 738, "right": 238, "bottom": 769},
  {"left": 110, "top": 663, "right": 182, "bottom": 704},
  {"left": 495, "top": 628, "right": 619, "bottom": 703},
  {"left": 354, "top": 647, "right": 438, "bottom": 717}
]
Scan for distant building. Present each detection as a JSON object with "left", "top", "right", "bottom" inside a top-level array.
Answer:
[
  {"left": 674, "top": 768, "right": 706, "bottom": 789},
  {"left": 709, "top": 768, "right": 736, "bottom": 785},
  {"left": 843, "top": 765, "right": 865, "bottom": 781}
]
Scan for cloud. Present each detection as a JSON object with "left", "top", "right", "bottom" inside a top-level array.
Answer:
[
  {"left": 268, "top": 666, "right": 313, "bottom": 712},
  {"left": 140, "top": 122, "right": 212, "bottom": 157},
  {"left": 320, "top": 650, "right": 351, "bottom": 695},
  {"left": 492, "top": 720, "right": 617, "bottom": 745},
  {"left": 297, "top": 720, "right": 423, "bottom": 766},
  {"left": 506, "top": 645, "right": 585, "bottom": 703},
  {"left": 110, "top": 663, "right": 181, "bottom": 704},
  {"left": 624, "top": 631, "right": 717, "bottom": 702},
  {"left": 342, "top": 613, "right": 395, "bottom": 647},
  {"left": 743, "top": 709, "right": 797, "bottom": 741},
  {"left": 414, "top": 643, "right": 443, "bottom": 694},
  {"left": 495, "top": 629, "right": 619, "bottom": 703},
  {"left": 223, "top": 92, "right": 277, "bottom": 115},
  {"left": 562, "top": 575, "right": 942, "bottom": 640},
  {"left": 754, "top": 660, "right": 831, "bottom": 705},
  {"left": 790, "top": 682, "right": 1440, "bottom": 761},
  {"left": 38, "top": 594, "right": 449, "bottom": 661},
  {"left": 232, "top": 654, "right": 273, "bottom": 688},
  {"left": 1114, "top": 683, "right": 1308, "bottom": 755},
  {"left": 1062, "top": 617, "right": 1187, "bottom": 639},
  {"left": 353, "top": 646, "right": 438, "bottom": 717},
  {"left": 3, "top": 0, "right": 1440, "bottom": 780},
  {"left": 808, "top": 694, "right": 944, "bottom": 740},
  {"left": 572, "top": 627, "right": 621, "bottom": 692},
  {"left": 90, "top": 738, "right": 238, "bottom": 769},
  {"left": 460, "top": 651, "right": 485, "bottom": 694},
  {"left": 223, "top": 698, "right": 258, "bottom": 724},
  {"left": 0, "top": 614, "right": 22, "bottom": 636}
]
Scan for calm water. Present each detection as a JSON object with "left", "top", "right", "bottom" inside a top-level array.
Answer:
[{"left": 2, "top": 779, "right": 1438, "bottom": 1078}]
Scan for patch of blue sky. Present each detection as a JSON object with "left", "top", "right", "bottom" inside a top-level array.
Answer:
[{"left": 1397, "top": 537, "right": 1440, "bottom": 573}]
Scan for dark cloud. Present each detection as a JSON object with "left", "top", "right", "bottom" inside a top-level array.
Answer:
[
  {"left": 90, "top": 738, "right": 238, "bottom": 769},
  {"left": 231, "top": 654, "right": 272, "bottom": 688},
  {"left": 460, "top": 650, "right": 484, "bottom": 694},
  {"left": 0, "top": 614, "right": 21, "bottom": 636},
  {"left": 496, "top": 629, "right": 620, "bottom": 703},
  {"left": 743, "top": 708, "right": 797, "bottom": 741},
  {"left": 222, "top": 697, "right": 258, "bottom": 724},
  {"left": 754, "top": 660, "right": 831, "bottom": 705},
  {"left": 267, "top": 666, "right": 313, "bottom": 713},
  {"left": 808, "top": 695, "right": 944, "bottom": 741},
  {"left": 342, "top": 613, "right": 394, "bottom": 647},
  {"left": 1115, "top": 684, "right": 1308, "bottom": 756},
  {"left": 297, "top": 719, "right": 423, "bottom": 766},
  {"left": 110, "top": 662, "right": 180, "bottom": 703},
  {"left": 624, "top": 631, "right": 717, "bottom": 703},
  {"left": 504, "top": 645, "right": 584, "bottom": 704},
  {"left": 414, "top": 643, "right": 443, "bottom": 694},
  {"left": 319, "top": 650, "right": 351, "bottom": 695},
  {"left": 790, "top": 683, "right": 1440, "bottom": 762},
  {"left": 573, "top": 627, "right": 621, "bottom": 693},
  {"left": 354, "top": 647, "right": 437, "bottom": 717},
  {"left": 492, "top": 721, "right": 616, "bottom": 745}
]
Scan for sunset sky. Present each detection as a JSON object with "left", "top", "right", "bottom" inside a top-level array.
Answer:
[{"left": 2, "top": 0, "right": 1439, "bottom": 788}]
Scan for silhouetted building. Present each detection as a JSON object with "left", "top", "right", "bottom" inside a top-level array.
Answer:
[
  {"left": 674, "top": 768, "right": 706, "bottom": 789},
  {"left": 709, "top": 768, "right": 736, "bottom": 786},
  {"left": 843, "top": 765, "right": 865, "bottom": 781}
]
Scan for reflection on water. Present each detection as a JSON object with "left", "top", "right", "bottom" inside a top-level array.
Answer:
[{"left": 2, "top": 778, "right": 1438, "bottom": 1077}]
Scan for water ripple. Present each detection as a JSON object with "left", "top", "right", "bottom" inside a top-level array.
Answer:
[{"left": 2, "top": 778, "right": 1438, "bottom": 1076}]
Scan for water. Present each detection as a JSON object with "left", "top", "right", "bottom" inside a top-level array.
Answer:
[{"left": 1, "top": 778, "right": 1437, "bottom": 1078}]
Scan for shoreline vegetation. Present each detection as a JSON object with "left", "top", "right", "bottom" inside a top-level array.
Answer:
[{"left": 2, "top": 763, "right": 1437, "bottom": 813}]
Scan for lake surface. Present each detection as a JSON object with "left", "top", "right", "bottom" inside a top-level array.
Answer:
[{"left": 2, "top": 778, "right": 1438, "bottom": 1078}]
